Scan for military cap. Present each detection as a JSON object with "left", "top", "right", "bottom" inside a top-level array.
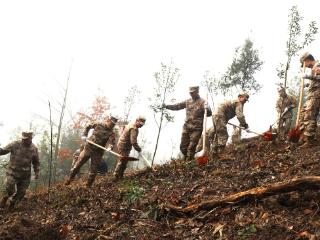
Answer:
[
  {"left": 109, "top": 114, "right": 119, "bottom": 124},
  {"left": 300, "top": 52, "right": 313, "bottom": 67},
  {"left": 238, "top": 92, "right": 249, "bottom": 100},
  {"left": 137, "top": 115, "right": 146, "bottom": 124},
  {"left": 189, "top": 86, "right": 199, "bottom": 93},
  {"left": 22, "top": 131, "right": 33, "bottom": 139}
]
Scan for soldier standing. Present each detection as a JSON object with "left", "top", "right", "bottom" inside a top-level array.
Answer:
[
  {"left": 114, "top": 116, "right": 146, "bottom": 179},
  {"left": 276, "top": 88, "right": 297, "bottom": 139},
  {"left": 212, "top": 93, "right": 249, "bottom": 153},
  {"left": 162, "top": 86, "right": 212, "bottom": 161},
  {"left": 65, "top": 115, "right": 117, "bottom": 187},
  {"left": 299, "top": 52, "right": 320, "bottom": 147},
  {"left": 0, "top": 132, "right": 40, "bottom": 209}
]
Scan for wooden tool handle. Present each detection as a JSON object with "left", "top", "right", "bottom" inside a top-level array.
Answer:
[
  {"left": 295, "top": 62, "right": 306, "bottom": 127},
  {"left": 227, "top": 122, "right": 262, "bottom": 137},
  {"left": 87, "top": 140, "right": 122, "bottom": 158}
]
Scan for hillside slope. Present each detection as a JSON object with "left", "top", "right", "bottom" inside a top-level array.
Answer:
[{"left": 1, "top": 136, "right": 320, "bottom": 240}]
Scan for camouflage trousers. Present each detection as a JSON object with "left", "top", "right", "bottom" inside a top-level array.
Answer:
[
  {"left": 180, "top": 125, "right": 202, "bottom": 161},
  {"left": 69, "top": 145, "right": 104, "bottom": 186},
  {"left": 114, "top": 148, "right": 131, "bottom": 179},
  {"left": 196, "top": 127, "right": 215, "bottom": 153},
  {"left": 299, "top": 107, "right": 307, "bottom": 131},
  {"left": 303, "top": 97, "right": 320, "bottom": 138},
  {"left": 213, "top": 116, "right": 228, "bottom": 148},
  {"left": 231, "top": 127, "right": 241, "bottom": 144},
  {"left": 278, "top": 117, "right": 292, "bottom": 138},
  {"left": 2, "top": 173, "right": 30, "bottom": 203}
]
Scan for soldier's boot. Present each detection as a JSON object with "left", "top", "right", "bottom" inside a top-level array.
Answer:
[
  {"left": 86, "top": 175, "right": 96, "bottom": 188},
  {"left": 186, "top": 152, "right": 195, "bottom": 162},
  {"left": 298, "top": 134, "right": 306, "bottom": 146},
  {"left": 0, "top": 196, "right": 8, "bottom": 208},
  {"left": 8, "top": 199, "right": 16, "bottom": 210},
  {"left": 65, "top": 172, "right": 76, "bottom": 186}
]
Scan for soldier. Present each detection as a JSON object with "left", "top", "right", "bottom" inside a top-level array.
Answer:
[
  {"left": 114, "top": 116, "right": 146, "bottom": 179},
  {"left": 276, "top": 87, "right": 297, "bottom": 139},
  {"left": 212, "top": 93, "right": 249, "bottom": 153},
  {"left": 299, "top": 52, "right": 320, "bottom": 147},
  {"left": 0, "top": 132, "right": 40, "bottom": 209},
  {"left": 65, "top": 115, "right": 117, "bottom": 187},
  {"left": 71, "top": 145, "right": 84, "bottom": 171},
  {"left": 162, "top": 86, "right": 212, "bottom": 161}
]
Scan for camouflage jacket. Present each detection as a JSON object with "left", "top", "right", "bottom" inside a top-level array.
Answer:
[
  {"left": 215, "top": 99, "right": 247, "bottom": 126},
  {"left": 305, "top": 63, "right": 320, "bottom": 98},
  {"left": 0, "top": 140, "right": 40, "bottom": 178},
  {"left": 276, "top": 95, "right": 297, "bottom": 118},
  {"left": 117, "top": 123, "right": 141, "bottom": 152},
  {"left": 165, "top": 97, "right": 212, "bottom": 130},
  {"left": 84, "top": 122, "right": 116, "bottom": 151}
]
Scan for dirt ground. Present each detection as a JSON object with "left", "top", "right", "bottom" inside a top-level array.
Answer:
[{"left": 1, "top": 134, "right": 320, "bottom": 240}]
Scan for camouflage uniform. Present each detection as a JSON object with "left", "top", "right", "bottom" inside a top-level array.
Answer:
[
  {"left": 213, "top": 99, "right": 248, "bottom": 149},
  {"left": 302, "top": 63, "right": 320, "bottom": 140},
  {"left": 165, "top": 96, "right": 212, "bottom": 161},
  {"left": 276, "top": 93, "right": 297, "bottom": 137},
  {"left": 114, "top": 123, "right": 141, "bottom": 179},
  {"left": 0, "top": 138, "right": 40, "bottom": 207},
  {"left": 231, "top": 126, "right": 241, "bottom": 144},
  {"left": 196, "top": 127, "right": 215, "bottom": 153},
  {"left": 67, "top": 121, "right": 116, "bottom": 187},
  {"left": 299, "top": 104, "right": 308, "bottom": 132}
]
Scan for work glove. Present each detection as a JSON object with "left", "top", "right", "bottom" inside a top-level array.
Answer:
[{"left": 81, "top": 136, "right": 87, "bottom": 142}]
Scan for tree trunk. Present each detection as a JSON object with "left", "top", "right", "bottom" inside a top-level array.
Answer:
[
  {"left": 53, "top": 63, "right": 72, "bottom": 182},
  {"left": 151, "top": 110, "right": 164, "bottom": 166},
  {"left": 165, "top": 176, "right": 320, "bottom": 213}
]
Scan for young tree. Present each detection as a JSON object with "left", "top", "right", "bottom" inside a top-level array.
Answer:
[
  {"left": 216, "top": 38, "right": 263, "bottom": 141},
  {"left": 276, "top": 5, "right": 318, "bottom": 132},
  {"left": 123, "top": 85, "right": 141, "bottom": 124},
  {"left": 277, "top": 5, "right": 318, "bottom": 88},
  {"left": 201, "top": 71, "right": 220, "bottom": 110},
  {"left": 52, "top": 67, "right": 71, "bottom": 182},
  {"left": 73, "top": 94, "right": 111, "bottom": 129},
  {"left": 221, "top": 38, "right": 263, "bottom": 96},
  {"left": 149, "top": 60, "right": 179, "bottom": 165}
]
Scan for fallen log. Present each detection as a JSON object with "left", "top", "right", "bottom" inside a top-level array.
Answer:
[{"left": 164, "top": 176, "right": 320, "bottom": 213}]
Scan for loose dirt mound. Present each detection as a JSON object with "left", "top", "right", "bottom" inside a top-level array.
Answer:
[{"left": 1, "top": 135, "right": 320, "bottom": 239}]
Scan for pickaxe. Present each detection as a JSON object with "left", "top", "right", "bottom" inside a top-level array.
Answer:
[
  {"left": 228, "top": 122, "right": 276, "bottom": 141},
  {"left": 87, "top": 140, "right": 139, "bottom": 161},
  {"left": 195, "top": 93, "right": 209, "bottom": 165}
]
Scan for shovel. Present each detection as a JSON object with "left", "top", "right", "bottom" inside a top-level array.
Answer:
[
  {"left": 271, "top": 106, "right": 296, "bottom": 128},
  {"left": 87, "top": 140, "right": 139, "bottom": 161},
  {"left": 139, "top": 153, "right": 152, "bottom": 168},
  {"left": 227, "top": 123, "right": 276, "bottom": 141},
  {"left": 196, "top": 94, "right": 209, "bottom": 165},
  {"left": 288, "top": 63, "right": 306, "bottom": 143}
]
